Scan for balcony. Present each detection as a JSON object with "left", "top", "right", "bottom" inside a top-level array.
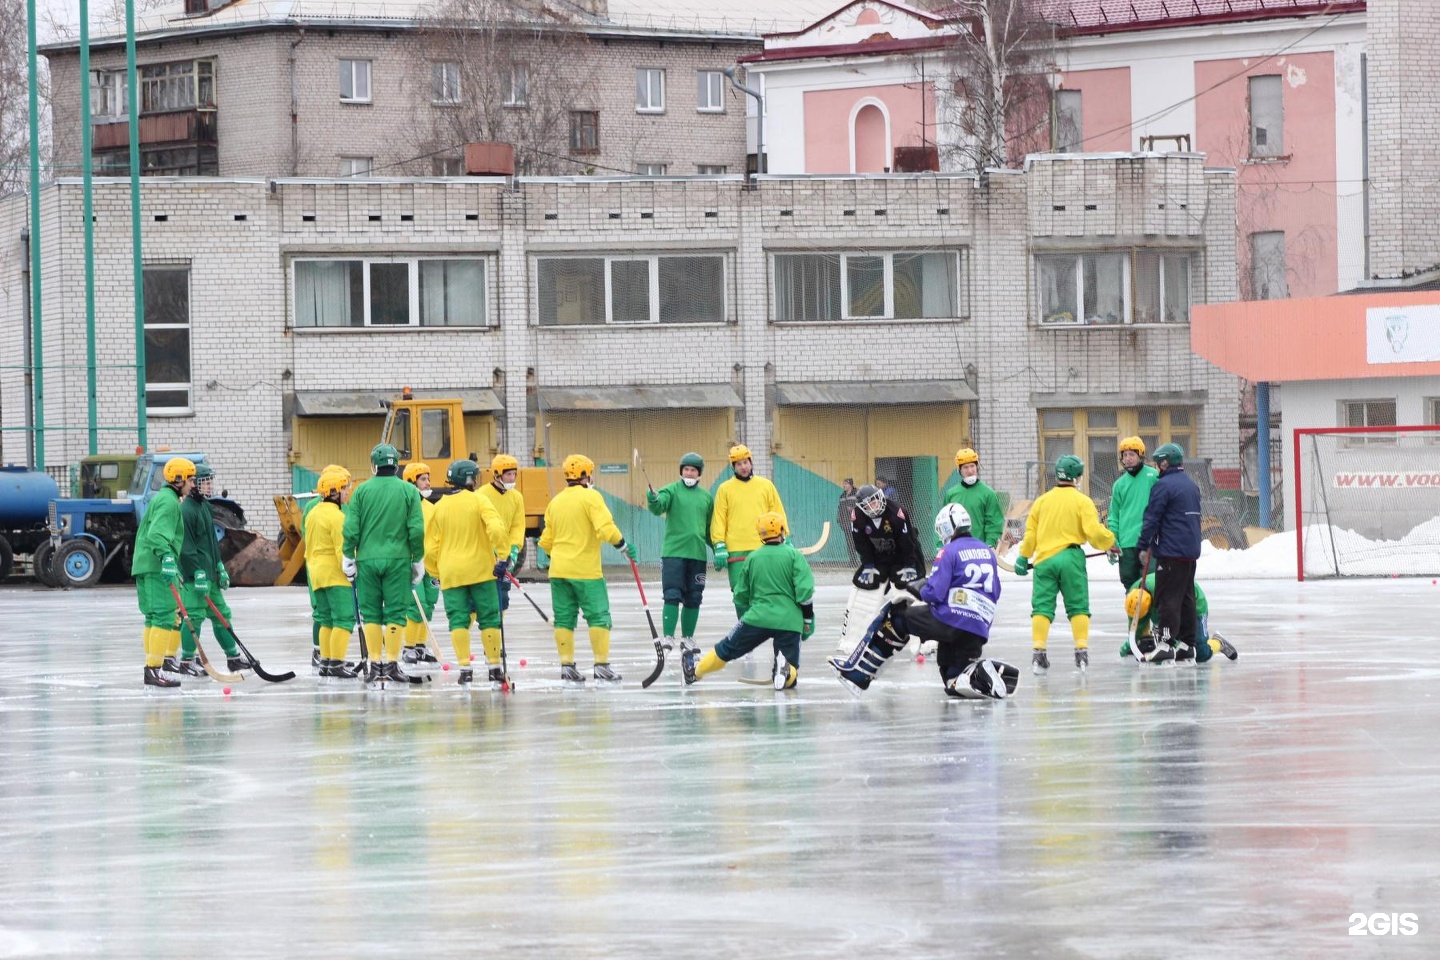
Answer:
[{"left": 93, "top": 109, "right": 217, "bottom": 151}]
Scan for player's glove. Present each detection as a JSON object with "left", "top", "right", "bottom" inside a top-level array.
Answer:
[
  {"left": 893, "top": 566, "right": 919, "bottom": 586},
  {"left": 493, "top": 559, "right": 509, "bottom": 579},
  {"left": 713, "top": 542, "right": 728, "bottom": 571},
  {"left": 508, "top": 545, "right": 520, "bottom": 566},
  {"left": 428, "top": 576, "right": 440, "bottom": 589},
  {"left": 854, "top": 566, "right": 879, "bottom": 589},
  {"left": 160, "top": 554, "right": 179, "bottom": 580},
  {"left": 803, "top": 618, "right": 815, "bottom": 639},
  {"left": 645, "top": 489, "right": 659, "bottom": 506},
  {"left": 1137, "top": 550, "right": 1152, "bottom": 575},
  {"left": 1106, "top": 547, "right": 1121, "bottom": 566},
  {"left": 411, "top": 560, "right": 426, "bottom": 584},
  {"left": 217, "top": 563, "right": 230, "bottom": 590},
  {"left": 1013, "top": 556, "right": 1030, "bottom": 577},
  {"left": 537, "top": 551, "right": 550, "bottom": 572},
  {"left": 193, "top": 568, "right": 210, "bottom": 596},
  {"left": 615, "top": 538, "right": 637, "bottom": 561},
  {"left": 341, "top": 556, "right": 357, "bottom": 581}
]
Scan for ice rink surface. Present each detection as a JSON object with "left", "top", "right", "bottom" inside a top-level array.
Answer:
[{"left": 3, "top": 570, "right": 1439, "bottom": 959}]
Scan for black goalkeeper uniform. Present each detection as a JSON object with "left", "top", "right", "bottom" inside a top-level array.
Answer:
[{"left": 850, "top": 500, "right": 924, "bottom": 587}]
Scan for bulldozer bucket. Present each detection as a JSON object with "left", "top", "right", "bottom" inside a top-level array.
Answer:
[{"left": 218, "top": 528, "right": 284, "bottom": 586}]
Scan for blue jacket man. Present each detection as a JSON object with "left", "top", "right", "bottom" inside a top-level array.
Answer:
[{"left": 1136, "top": 444, "right": 1203, "bottom": 658}]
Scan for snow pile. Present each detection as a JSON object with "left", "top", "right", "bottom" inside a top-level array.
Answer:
[{"left": 1299, "top": 516, "right": 1440, "bottom": 578}]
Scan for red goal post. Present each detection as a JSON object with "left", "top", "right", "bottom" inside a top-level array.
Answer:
[{"left": 1293, "top": 425, "right": 1440, "bottom": 581}]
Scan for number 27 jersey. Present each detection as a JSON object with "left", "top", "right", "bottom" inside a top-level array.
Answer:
[{"left": 919, "top": 535, "right": 1003, "bottom": 639}]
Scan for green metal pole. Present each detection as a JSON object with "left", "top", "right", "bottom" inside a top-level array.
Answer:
[
  {"left": 25, "top": 0, "right": 45, "bottom": 469},
  {"left": 126, "top": 0, "right": 147, "bottom": 448},
  {"left": 81, "top": 0, "right": 98, "bottom": 454}
]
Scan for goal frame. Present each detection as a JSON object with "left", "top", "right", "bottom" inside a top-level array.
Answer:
[{"left": 1293, "top": 424, "right": 1440, "bottom": 581}]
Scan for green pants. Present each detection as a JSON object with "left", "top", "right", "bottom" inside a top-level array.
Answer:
[
  {"left": 551, "top": 578, "right": 611, "bottom": 631},
  {"left": 314, "top": 585, "right": 357, "bottom": 631},
  {"left": 356, "top": 557, "right": 412, "bottom": 627},
  {"left": 725, "top": 551, "right": 750, "bottom": 617},
  {"left": 1031, "top": 546, "right": 1090, "bottom": 620},
  {"left": 411, "top": 575, "right": 440, "bottom": 622},
  {"left": 179, "top": 583, "right": 240, "bottom": 657},
  {"left": 135, "top": 573, "right": 179, "bottom": 629},
  {"left": 1119, "top": 547, "right": 1146, "bottom": 589},
  {"left": 444, "top": 581, "right": 501, "bottom": 631}
]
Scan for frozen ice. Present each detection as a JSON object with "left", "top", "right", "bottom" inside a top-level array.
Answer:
[{"left": 3, "top": 561, "right": 1440, "bottom": 958}]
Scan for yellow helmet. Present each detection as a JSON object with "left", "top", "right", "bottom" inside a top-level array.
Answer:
[
  {"left": 756, "top": 511, "right": 785, "bottom": 541},
  {"left": 163, "top": 457, "right": 197, "bottom": 483},
  {"left": 728, "top": 444, "right": 752, "bottom": 464},
  {"left": 1119, "top": 436, "right": 1146, "bottom": 456},
  {"left": 1125, "top": 586, "right": 1152, "bottom": 621},
  {"left": 402, "top": 462, "right": 431, "bottom": 484},
  {"left": 317, "top": 471, "right": 349, "bottom": 498},
  {"left": 563, "top": 454, "right": 595, "bottom": 481},
  {"left": 492, "top": 453, "right": 519, "bottom": 474},
  {"left": 954, "top": 447, "right": 979, "bottom": 468}
]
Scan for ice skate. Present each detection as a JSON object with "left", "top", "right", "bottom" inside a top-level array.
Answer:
[
  {"left": 593, "top": 662, "right": 622, "bottom": 684},
  {"left": 661, "top": 636, "right": 675, "bottom": 652},
  {"left": 144, "top": 666, "right": 180, "bottom": 688},
  {"left": 402, "top": 645, "right": 423, "bottom": 665},
  {"left": 681, "top": 645, "right": 700, "bottom": 685},
  {"left": 827, "top": 655, "right": 870, "bottom": 697},
  {"left": 226, "top": 654, "right": 256, "bottom": 673},
  {"left": 1031, "top": 649, "right": 1049, "bottom": 674},
  {"left": 773, "top": 650, "right": 797, "bottom": 691},
  {"left": 177, "top": 656, "right": 206, "bottom": 677},
  {"left": 1174, "top": 643, "right": 1195, "bottom": 663},
  {"left": 162, "top": 656, "right": 182, "bottom": 674},
  {"left": 1213, "top": 632, "right": 1238, "bottom": 660},
  {"left": 383, "top": 661, "right": 414, "bottom": 684},
  {"left": 560, "top": 663, "right": 585, "bottom": 687},
  {"left": 1074, "top": 649, "right": 1088, "bottom": 671},
  {"left": 488, "top": 666, "right": 508, "bottom": 690},
  {"left": 457, "top": 667, "right": 474, "bottom": 685},
  {"left": 311, "top": 648, "right": 321, "bottom": 670}
]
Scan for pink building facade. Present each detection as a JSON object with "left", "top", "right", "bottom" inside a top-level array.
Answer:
[{"left": 745, "top": 0, "right": 1367, "bottom": 298}]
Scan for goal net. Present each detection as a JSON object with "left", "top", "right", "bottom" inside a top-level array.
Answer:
[{"left": 1294, "top": 425, "right": 1440, "bottom": 580}]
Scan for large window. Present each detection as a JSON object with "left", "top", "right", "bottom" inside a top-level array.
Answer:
[
  {"left": 1250, "top": 231, "right": 1288, "bottom": 300},
  {"left": 1036, "top": 249, "right": 1196, "bottom": 325},
  {"left": 432, "top": 62, "right": 461, "bottom": 105},
  {"left": 636, "top": 68, "right": 665, "bottom": 113},
  {"left": 339, "top": 156, "right": 373, "bottom": 178},
  {"left": 140, "top": 59, "right": 215, "bottom": 113},
  {"left": 90, "top": 70, "right": 127, "bottom": 118},
  {"left": 697, "top": 71, "right": 725, "bottom": 113},
  {"left": 1340, "top": 398, "right": 1398, "bottom": 447},
  {"left": 502, "top": 65, "right": 529, "bottom": 107},
  {"left": 1053, "top": 89, "right": 1082, "bottom": 152},
  {"left": 773, "top": 251, "right": 965, "bottom": 322},
  {"left": 293, "top": 258, "right": 488, "bottom": 328},
  {"left": 339, "top": 59, "right": 372, "bottom": 103},
  {"left": 1249, "top": 75, "right": 1283, "bottom": 158},
  {"left": 570, "top": 111, "right": 599, "bottom": 154},
  {"left": 1039, "top": 407, "right": 1195, "bottom": 497},
  {"left": 143, "top": 265, "right": 192, "bottom": 415},
  {"left": 537, "top": 255, "right": 726, "bottom": 325}
]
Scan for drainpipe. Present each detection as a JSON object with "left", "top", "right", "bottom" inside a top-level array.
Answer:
[
  {"left": 1256, "top": 382, "right": 1272, "bottom": 528},
  {"left": 290, "top": 30, "right": 307, "bottom": 176},
  {"left": 723, "top": 65, "right": 763, "bottom": 188}
]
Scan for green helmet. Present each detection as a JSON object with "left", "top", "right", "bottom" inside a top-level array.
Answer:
[
  {"left": 447, "top": 458, "right": 480, "bottom": 487},
  {"left": 1153, "top": 443, "right": 1184, "bottom": 467},
  {"left": 679, "top": 452, "right": 705, "bottom": 475},
  {"left": 193, "top": 463, "right": 214, "bottom": 480},
  {"left": 370, "top": 443, "right": 400, "bottom": 469},
  {"left": 1055, "top": 454, "right": 1085, "bottom": 482}
]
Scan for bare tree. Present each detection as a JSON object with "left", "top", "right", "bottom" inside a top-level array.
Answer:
[
  {"left": 0, "top": 0, "right": 41, "bottom": 195},
  {"left": 409, "top": 0, "right": 600, "bottom": 176},
  {"left": 936, "top": 0, "right": 1061, "bottom": 173}
]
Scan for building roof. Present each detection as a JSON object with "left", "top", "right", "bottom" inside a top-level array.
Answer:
[
  {"left": 47, "top": 0, "right": 841, "bottom": 48},
  {"left": 1039, "top": 0, "right": 1366, "bottom": 35},
  {"left": 1191, "top": 292, "right": 1440, "bottom": 382}
]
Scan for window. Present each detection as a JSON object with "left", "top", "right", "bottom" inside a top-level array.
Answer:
[
  {"left": 1036, "top": 250, "right": 1197, "bottom": 325},
  {"left": 339, "top": 156, "right": 373, "bottom": 178},
  {"left": 1249, "top": 75, "right": 1283, "bottom": 158},
  {"left": 697, "top": 70, "right": 724, "bottom": 112},
  {"left": 432, "top": 156, "right": 463, "bottom": 176},
  {"left": 1053, "top": 89, "right": 1082, "bottom": 152},
  {"left": 636, "top": 162, "right": 668, "bottom": 176},
  {"left": 1250, "top": 231, "right": 1288, "bottom": 300},
  {"left": 570, "top": 111, "right": 599, "bottom": 154},
  {"left": 143, "top": 265, "right": 192, "bottom": 414},
  {"left": 537, "top": 255, "right": 726, "bottom": 325},
  {"left": 773, "top": 251, "right": 965, "bottom": 322},
  {"left": 1342, "top": 399, "right": 1397, "bottom": 428},
  {"left": 697, "top": 164, "right": 727, "bottom": 175},
  {"left": 1039, "top": 407, "right": 1195, "bottom": 496},
  {"left": 1427, "top": 397, "right": 1440, "bottom": 426},
  {"left": 293, "top": 258, "right": 489, "bottom": 328},
  {"left": 90, "top": 70, "right": 127, "bottom": 119},
  {"left": 137, "top": 59, "right": 215, "bottom": 113},
  {"left": 636, "top": 68, "right": 665, "bottom": 113},
  {"left": 340, "top": 59, "right": 371, "bottom": 103},
  {"left": 421, "top": 409, "right": 452, "bottom": 459},
  {"left": 502, "top": 65, "right": 529, "bottom": 107},
  {"left": 432, "top": 62, "right": 460, "bottom": 104}
]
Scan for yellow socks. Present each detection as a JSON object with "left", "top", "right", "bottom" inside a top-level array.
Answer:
[
  {"left": 481, "top": 628, "right": 502, "bottom": 665},
  {"left": 1031, "top": 615, "right": 1051, "bottom": 650},
  {"left": 451, "top": 628, "right": 472, "bottom": 665},
  {"left": 328, "top": 626, "right": 351, "bottom": 661},
  {"left": 1071, "top": 614, "right": 1090, "bottom": 650},
  {"left": 166, "top": 628, "right": 182, "bottom": 658},
  {"left": 589, "top": 627, "right": 611, "bottom": 663},
  {"left": 363, "top": 624, "right": 383, "bottom": 661},
  {"left": 555, "top": 628, "right": 576, "bottom": 663},
  {"left": 1208, "top": 637, "right": 1221, "bottom": 655},
  {"left": 384, "top": 624, "right": 403, "bottom": 661},
  {"left": 144, "top": 626, "right": 163, "bottom": 667},
  {"left": 696, "top": 650, "right": 724, "bottom": 678}
]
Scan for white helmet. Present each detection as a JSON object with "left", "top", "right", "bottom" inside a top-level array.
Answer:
[
  {"left": 856, "top": 484, "right": 887, "bottom": 519},
  {"left": 934, "top": 503, "right": 972, "bottom": 543}
]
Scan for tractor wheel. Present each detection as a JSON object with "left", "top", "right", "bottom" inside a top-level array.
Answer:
[{"left": 55, "top": 539, "right": 105, "bottom": 588}]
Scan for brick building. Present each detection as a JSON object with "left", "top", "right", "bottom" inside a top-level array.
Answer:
[{"left": 2, "top": 157, "right": 1241, "bottom": 550}]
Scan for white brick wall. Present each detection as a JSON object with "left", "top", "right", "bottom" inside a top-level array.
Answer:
[{"left": 0, "top": 156, "right": 1241, "bottom": 534}]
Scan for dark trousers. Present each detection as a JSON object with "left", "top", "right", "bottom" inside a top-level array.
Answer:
[
  {"left": 899, "top": 603, "right": 986, "bottom": 683},
  {"left": 1154, "top": 558, "right": 1198, "bottom": 648}
]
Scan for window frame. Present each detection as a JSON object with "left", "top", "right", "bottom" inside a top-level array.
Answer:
[
  {"left": 502, "top": 64, "right": 529, "bottom": 108},
  {"left": 339, "top": 59, "right": 372, "bottom": 104},
  {"left": 1035, "top": 248, "right": 1198, "bottom": 326},
  {"left": 142, "top": 263, "right": 193, "bottom": 416},
  {"left": 1037, "top": 407, "right": 1196, "bottom": 496},
  {"left": 291, "top": 256, "right": 492, "bottom": 330},
  {"left": 1249, "top": 230, "right": 1288, "bottom": 300},
  {"left": 569, "top": 110, "right": 600, "bottom": 155},
  {"left": 635, "top": 162, "right": 668, "bottom": 176},
  {"left": 431, "top": 156, "right": 463, "bottom": 176},
  {"left": 697, "top": 70, "right": 725, "bottom": 113},
  {"left": 1338, "top": 398, "right": 1398, "bottom": 446},
  {"left": 338, "top": 156, "right": 373, "bottom": 178},
  {"left": 1248, "top": 74, "right": 1284, "bottom": 159},
  {"left": 535, "top": 254, "right": 729, "bottom": 326},
  {"left": 696, "top": 164, "right": 728, "bottom": 175},
  {"left": 636, "top": 67, "right": 666, "bottom": 114},
  {"left": 431, "top": 61, "right": 461, "bottom": 105},
  {"left": 90, "top": 69, "right": 128, "bottom": 119},
  {"left": 771, "top": 250, "right": 967, "bottom": 323},
  {"left": 1052, "top": 89, "right": 1082, "bottom": 152}
]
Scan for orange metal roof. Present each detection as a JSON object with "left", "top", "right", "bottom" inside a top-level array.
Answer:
[{"left": 1191, "top": 292, "right": 1440, "bottom": 382}]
